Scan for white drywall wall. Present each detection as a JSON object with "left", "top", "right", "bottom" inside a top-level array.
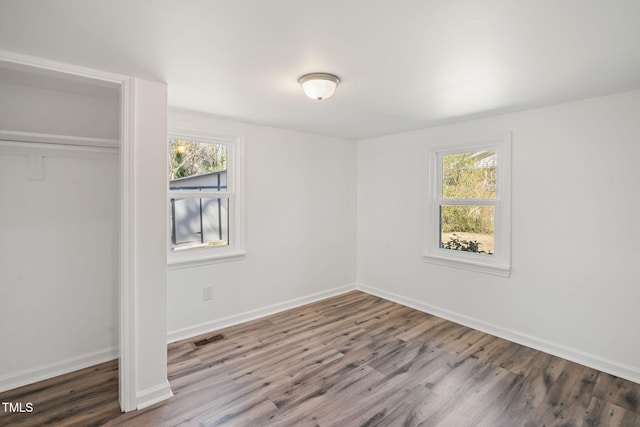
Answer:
[
  {"left": 166, "top": 111, "right": 357, "bottom": 340},
  {"left": 357, "top": 90, "right": 640, "bottom": 382},
  {"left": 0, "top": 81, "right": 119, "bottom": 139},
  {"left": 131, "top": 78, "right": 172, "bottom": 407},
  {"left": 0, "top": 144, "right": 119, "bottom": 390}
]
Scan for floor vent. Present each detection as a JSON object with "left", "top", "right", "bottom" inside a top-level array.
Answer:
[{"left": 193, "top": 333, "right": 225, "bottom": 348}]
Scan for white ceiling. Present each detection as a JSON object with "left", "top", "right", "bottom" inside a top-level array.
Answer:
[{"left": 1, "top": 0, "right": 639, "bottom": 140}]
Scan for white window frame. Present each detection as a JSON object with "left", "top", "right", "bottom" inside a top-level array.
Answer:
[
  {"left": 424, "top": 133, "right": 511, "bottom": 277},
  {"left": 167, "top": 128, "right": 245, "bottom": 269}
]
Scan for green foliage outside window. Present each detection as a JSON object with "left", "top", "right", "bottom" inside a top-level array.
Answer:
[{"left": 441, "top": 150, "right": 496, "bottom": 254}]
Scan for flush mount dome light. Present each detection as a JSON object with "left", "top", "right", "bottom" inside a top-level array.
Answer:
[{"left": 299, "top": 73, "right": 340, "bottom": 100}]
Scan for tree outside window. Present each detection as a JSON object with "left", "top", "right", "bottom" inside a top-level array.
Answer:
[{"left": 440, "top": 150, "right": 496, "bottom": 255}]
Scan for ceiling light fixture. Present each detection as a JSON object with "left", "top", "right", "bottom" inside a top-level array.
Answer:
[{"left": 299, "top": 73, "right": 340, "bottom": 100}]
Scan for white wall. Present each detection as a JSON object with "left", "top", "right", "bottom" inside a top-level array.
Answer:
[
  {"left": 167, "top": 111, "right": 357, "bottom": 340},
  {"left": 357, "top": 90, "right": 640, "bottom": 383},
  {"left": 0, "top": 79, "right": 119, "bottom": 139},
  {"left": 131, "top": 78, "right": 172, "bottom": 408},
  {"left": 0, "top": 79, "right": 119, "bottom": 392}
]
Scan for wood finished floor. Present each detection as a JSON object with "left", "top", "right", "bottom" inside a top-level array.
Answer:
[{"left": 1, "top": 291, "right": 639, "bottom": 426}]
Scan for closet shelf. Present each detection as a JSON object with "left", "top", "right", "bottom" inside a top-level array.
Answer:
[{"left": 0, "top": 129, "right": 119, "bottom": 149}]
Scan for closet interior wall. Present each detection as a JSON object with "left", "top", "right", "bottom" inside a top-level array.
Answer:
[{"left": 0, "top": 62, "right": 121, "bottom": 392}]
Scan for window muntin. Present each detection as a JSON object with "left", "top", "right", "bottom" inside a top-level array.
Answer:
[{"left": 425, "top": 134, "right": 511, "bottom": 276}]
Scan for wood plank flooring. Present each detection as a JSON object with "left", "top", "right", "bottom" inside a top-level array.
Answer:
[{"left": 1, "top": 291, "right": 639, "bottom": 426}]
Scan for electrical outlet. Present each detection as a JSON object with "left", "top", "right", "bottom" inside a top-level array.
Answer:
[{"left": 202, "top": 286, "right": 213, "bottom": 301}]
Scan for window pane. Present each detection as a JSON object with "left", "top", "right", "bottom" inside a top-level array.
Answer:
[
  {"left": 440, "top": 205, "right": 494, "bottom": 254},
  {"left": 170, "top": 197, "right": 229, "bottom": 251},
  {"left": 442, "top": 150, "right": 496, "bottom": 199},
  {"left": 169, "top": 138, "right": 227, "bottom": 191}
]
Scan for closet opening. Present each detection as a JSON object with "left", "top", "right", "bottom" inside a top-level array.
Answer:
[{"left": 0, "top": 58, "right": 130, "bottom": 410}]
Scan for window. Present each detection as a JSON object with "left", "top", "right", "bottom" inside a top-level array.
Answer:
[
  {"left": 424, "top": 134, "right": 511, "bottom": 276},
  {"left": 167, "top": 130, "right": 245, "bottom": 267}
]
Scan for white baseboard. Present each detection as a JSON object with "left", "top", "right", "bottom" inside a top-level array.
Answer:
[
  {"left": 357, "top": 283, "right": 640, "bottom": 385},
  {"left": 136, "top": 380, "right": 174, "bottom": 410},
  {"left": 0, "top": 347, "right": 118, "bottom": 393},
  {"left": 167, "top": 283, "right": 357, "bottom": 343}
]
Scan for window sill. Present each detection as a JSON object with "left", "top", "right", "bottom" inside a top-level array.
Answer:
[
  {"left": 168, "top": 250, "right": 246, "bottom": 270},
  {"left": 422, "top": 252, "right": 510, "bottom": 277}
]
